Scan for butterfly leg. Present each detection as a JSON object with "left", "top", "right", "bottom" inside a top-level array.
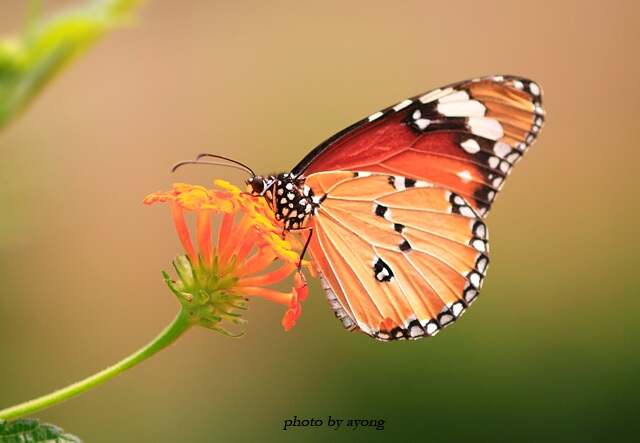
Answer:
[
  {"left": 298, "top": 226, "right": 313, "bottom": 270},
  {"left": 284, "top": 225, "right": 313, "bottom": 271}
]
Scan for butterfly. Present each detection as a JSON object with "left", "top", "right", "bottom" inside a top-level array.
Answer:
[{"left": 246, "top": 75, "right": 545, "bottom": 341}]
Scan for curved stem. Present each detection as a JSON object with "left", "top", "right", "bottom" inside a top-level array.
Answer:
[{"left": 0, "top": 308, "right": 194, "bottom": 420}]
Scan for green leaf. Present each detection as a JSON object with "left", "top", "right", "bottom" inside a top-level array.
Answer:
[
  {"left": 0, "top": 418, "right": 83, "bottom": 443},
  {"left": 0, "top": 0, "right": 144, "bottom": 130}
]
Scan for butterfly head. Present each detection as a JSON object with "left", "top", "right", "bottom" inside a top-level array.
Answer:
[
  {"left": 246, "top": 173, "right": 319, "bottom": 231},
  {"left": 245, "top": 175, "right": 269, "bottom": 196}
]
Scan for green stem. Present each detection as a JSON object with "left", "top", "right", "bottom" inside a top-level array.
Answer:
[{"left": 0, "top": 308, "right": 194, "bottom": 419}]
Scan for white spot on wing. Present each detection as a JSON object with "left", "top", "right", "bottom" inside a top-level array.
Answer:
[
  {"left": 414, "top": 118, "right": 430, "bottom": 130},
  {"left": 439, "top": 313, "right": 454, "bottom": 325},
  {"left": 437, "top": 100, "right": 486, "bottom": 117},
  {"left": 506, "top": 152, "right": 521, "bottom": 163},
  {"left": 457, "top": 170, "right": 472, "bottom": 184},
  {"left": 438, "top": 90, "right": 469, "bottom": 103},
  {"left": 529, "top": 82, "right": 541, "bottom": 96},
  {"left": 425, "top": 322, "right": 439, "bottom": 335},
  {"left": 393, "top": 99, "right": 413, "bottom": 111},
  {"left": 476, "top": 256, "right": 488, "bottom": 273},
  {"left": 473, "top": 221, "right": 486, "bottom": 238},
  {"left": 419, "top": 87, "right": 453, "bottom": 104},
  {"left": 414, "top": 179, "right": 433, "bottom": 188},
  {"left": 493, "top": 141, "right": 511, "bottom": 158},
  {"left": 368, "top": 111, "right": 384, "bottom": 122},
  {"left": 459, "top": 206, "right": 475, "bottom": 218},
  {"left": 465, "top": 287, "right": 477, "bottom": 303},
  {"left": 377, "top": 268, "right": 390, "bottom": 280},
  {"left": 460, "top": 138, "right": 481, "bottom": 154},
  {"left": 409, "top": 325, "right": 424, "bottom": 338},
  {"left": 472, "top": 239, "right": 486, "bottom": 252},
  {"left": 392, "top": 176, "right": 405, "bottom": 190},
  {"left": 468, "top": 117, "right": 504, "bottom": 140},
  {"left": 469, "top": 272, "right": 481, "bottom": 287}
]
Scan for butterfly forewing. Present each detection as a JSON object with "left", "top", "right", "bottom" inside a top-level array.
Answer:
[
  {"left": 304, "top": 171, "right": 489, "bottom": 340},
  {"left": 293, "top": 75, "right": 544, "bottom": 217}
]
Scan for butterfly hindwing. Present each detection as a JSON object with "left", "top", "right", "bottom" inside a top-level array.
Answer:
[
  {"left": 293, "top": 75, "right": 544, "bottom": 217},
  {"left": 304, "top": 171, "right": 489, "bottom": 341}
]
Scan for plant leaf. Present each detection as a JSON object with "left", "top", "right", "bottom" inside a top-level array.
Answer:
[
  {"left": 0, "top": 418, "right": 83, "bottom": 443},
  {"left": 0, "top": 0, "right": 144, "bottom": 130}
]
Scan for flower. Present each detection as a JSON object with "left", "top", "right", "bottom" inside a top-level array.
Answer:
[{"left": 143, "top": 180, "right": 310, "bottom": 336}]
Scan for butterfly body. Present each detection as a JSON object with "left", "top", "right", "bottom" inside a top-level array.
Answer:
[
  {"left": 247, "top": 75, "right": 544, "bottom": 341},
  {"left": 246, "top": 173, "right": 320, "bottom": 230}
]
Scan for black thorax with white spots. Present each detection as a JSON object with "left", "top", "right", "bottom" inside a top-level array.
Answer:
[{"left": 246, "top": 173, "right": 320, "bottom": 230}]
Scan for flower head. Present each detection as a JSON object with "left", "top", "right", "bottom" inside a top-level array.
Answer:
[{"left": 144, "top": 180, "right": 310, "bottom": 336}]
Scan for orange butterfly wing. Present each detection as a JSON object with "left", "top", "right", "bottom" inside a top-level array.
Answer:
[
  {"left": 304, "top": 171, "right": 488, "bottom": 340},
  {"left": 293, "top": 75, "right": 544, "bottom": 217}
]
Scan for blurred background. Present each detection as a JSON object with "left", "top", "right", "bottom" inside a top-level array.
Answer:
[{"left": 0, "top": 0, "right": 638, "bottom": 441}]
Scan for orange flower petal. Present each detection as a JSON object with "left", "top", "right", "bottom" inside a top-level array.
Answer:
[
  {"left": 217, "top": 210, "right": 235, "bottom": 257},
  {"left": 169, "top": 201, "right": 198, "bottom": 267},
  {"left": 196, "top": 209, "right": 214, "bottom": 271},
  {"left": 219, "top": 215, "right": 255, "bottom": 267},
  {"left": 233, "top": 249, "right": 276, "bottom": 279},
  {"left": 282, "top": 287, "right": 302, "bottom": 331},
  {"left": 142, "top": 191, "right": 170, "bottom": 205},
  {"left": 239, "top": 287, "right": 292, "bottom": 306},
  {"left": 293, "top": 272, "right": 308, "bottom": 302},
  {"left": 237, "top": 262, "right": 298, "bottom": 288}
]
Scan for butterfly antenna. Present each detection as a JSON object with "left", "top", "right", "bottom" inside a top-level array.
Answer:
[{"left": 171, "top": 153, "right": 256, "bottom": 177}]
